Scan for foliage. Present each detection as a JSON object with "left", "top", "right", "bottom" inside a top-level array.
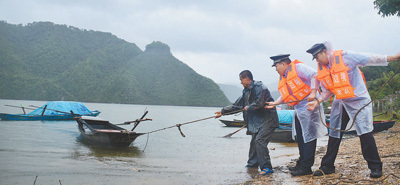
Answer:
[
  {"left": 373, "top": 110, "right": 400, "bottom": 121},
  {"left": 0, "top": 21, "right": 231, "bottom": 107},
  {"left": 373, "top": 0, "right": 400, "bottom": 17},
  {"left": 361, "top": 61, "right": 400, "bottom": 100}
]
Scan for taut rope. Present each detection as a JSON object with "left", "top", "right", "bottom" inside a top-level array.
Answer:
[
  {"left": 141, "top": 109, "right": 244, "bottom": 151},
  {"left": 145, "top": 109, "right": 244, "bottom": 136}
]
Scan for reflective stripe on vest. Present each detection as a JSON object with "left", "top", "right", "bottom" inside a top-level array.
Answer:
[
  {"left": 317, "top": 50, "right": 355, "bottom": 99},
  {"left": 278, "top": 60, "right": 311, "bottom": 106}
]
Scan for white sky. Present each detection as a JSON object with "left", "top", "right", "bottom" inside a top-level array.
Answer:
[{"left": 1, "top": 0, "right": 399, "bottom": 89}]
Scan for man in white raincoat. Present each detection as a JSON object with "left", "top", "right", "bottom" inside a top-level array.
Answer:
[
  {"left": 266, "top": 54, "right": 327, "bottom": 176},
  {"left": 306, "top": 41, "right": 400, "bottom": 178}
]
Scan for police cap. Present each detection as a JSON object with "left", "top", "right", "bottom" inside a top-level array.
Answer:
[
  {"left": 306, "top": 43, "right": 326, "bottom": 60},
  {"left": 270, "top": 54, "right": 290, "bottom": 67}
]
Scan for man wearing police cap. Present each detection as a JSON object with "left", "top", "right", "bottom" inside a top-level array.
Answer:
[
  {"left": 306, "top": 41, "right": 400, "bottom": 178},
  {"left": 265, "top": 54, "right": 327, "bottom": 176}
]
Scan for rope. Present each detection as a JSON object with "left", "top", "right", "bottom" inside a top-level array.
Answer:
[
  {"left": 142, "top": 133, "right": 150, "bottom": 151},
  {"left": 141, "top": 109, "right": 243, "bottom": 151},
  {"left": 145, "top": 109, "right": 243, "bottom": 135},
  {"left": 267, "top": 99, "right": 307, "bottom": 106}
]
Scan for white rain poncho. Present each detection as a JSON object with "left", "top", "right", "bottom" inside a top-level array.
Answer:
[
  {"left": 319, "top": 41, "right": 388, "bottom": 138},
  {"left": 277, "top": 62, "right": 328, "bottom": 143}
]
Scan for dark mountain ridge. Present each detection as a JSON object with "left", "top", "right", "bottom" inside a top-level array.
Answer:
[{"left": 0, "top": 21, "right": 230, "bottom": 107}]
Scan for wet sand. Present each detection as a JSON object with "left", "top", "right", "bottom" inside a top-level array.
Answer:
[{"left": 241, "top": 121, "right": 400, "bottom": 185}]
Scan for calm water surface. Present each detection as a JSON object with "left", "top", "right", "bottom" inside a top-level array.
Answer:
[{"left": 0, "top": 99, "right": 328, "bottom": 185}]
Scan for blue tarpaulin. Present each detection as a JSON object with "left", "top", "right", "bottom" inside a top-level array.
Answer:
[
  {"left": 27, "top": 101, "right": 93, "bottom": 116},
  {"left": 277, "top": 110, "right": 295, "bottom": 124}
]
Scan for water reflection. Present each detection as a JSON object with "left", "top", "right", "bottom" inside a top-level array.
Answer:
[
  {"left": 75, "top": 136, "right": 143, "bottom": 158},
  {"left": 87, "top": 145, "right": 143, "bottom": 158}
]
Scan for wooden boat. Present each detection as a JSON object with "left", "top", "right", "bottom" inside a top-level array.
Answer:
[
  {"left": 220, "top": 110, "right": 295, "bottom": 142},
  {"left": 71, "top": 111, "right": 150, "bottom": 147},
  {"left": 372, "top": 120, "right": 396, "bottom": 132},
  {"left": 271, "top": 125, "right": 293, "bottom": 143},
  {"left": 219, "top": 110, "right": 295, "bottom": 127},
  {"left": 219, "top": 121, "right": 294, "bottom": 142},
  {"left": 219, "top": 119, "right": 245, "bottom": 127},
  {"left": 345, "top": 120, "right": 396, "bottom": 134},
  {"left": 0, "top": 111, "right": 100, "bottom": 121},
  {"left": 0, "top": 101, "right": 100, "bottom": 121}
]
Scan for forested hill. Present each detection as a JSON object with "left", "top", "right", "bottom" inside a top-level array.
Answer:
[{"left": 0, "top": 21, "right": 231, "bottom": 107}]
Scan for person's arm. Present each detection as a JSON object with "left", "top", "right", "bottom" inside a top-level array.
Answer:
[
  {"left": 306, "top": 84, "right": 333, "bottom": 111},
  {"left": 308, "top": 69, "right": 320, "bottom": 102},
  {"left": 265, "top": 96, "right": 283, "bottom": 109},
  {"left": 307, "top": 89, "right": 317, "bottom": 102},
  {"left": 246, "top": 85, "right": 265, "bottom": 112},
  {"left": 345, "top": 51, "right": 399, "bottom": 67},
  {"left": 215, "top": 95, "right": 244, "bottom": 118},
  {"left": 387, "top": 52, "right": 400, "bottom": 62},
  {"left": 295, "top": 63, "right": 319, "bottom": 101},
  {"left": 214, "top": 111, "right": 223, "bottom": 118}
]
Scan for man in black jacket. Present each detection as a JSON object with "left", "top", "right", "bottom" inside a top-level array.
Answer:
[{"left": 215, "top": 70, "right": 279, "bottom": 175}]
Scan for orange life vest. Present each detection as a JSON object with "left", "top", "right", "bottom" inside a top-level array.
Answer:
[
  {"left": 316, "top": 50, "right": 355, "bottom": 99},
  {"left": 278, "top": 60, "right": 311, "bottom": 106},
  {"left": 359, "top": 68, "right": 367, "bottom": 87}
]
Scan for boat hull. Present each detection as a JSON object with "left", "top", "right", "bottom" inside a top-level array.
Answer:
[
  {"left": 75, "top": 116, "right": 143, "bottom": 147},
  {"left": 79, "top": 130, "right": 142, "bottom": 147},
  {"left": 220, "top": 119, "right": 294, "bottom": 142},
  {"left": 219, "top": 119, "right": 245, "bottom": 127},
  {"left": 345, "top": 120, "right": 396, "bottom": 134},
  {"left": 372, "top": 120, "right": 395, "bottom": 132},
  {"left": 271, "top": 129, "right": 293, "bottom": 142}
]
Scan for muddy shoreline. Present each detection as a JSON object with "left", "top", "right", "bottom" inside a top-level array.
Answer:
[{"left": 241, "top": 122, "right": 400, "bottom": 185}]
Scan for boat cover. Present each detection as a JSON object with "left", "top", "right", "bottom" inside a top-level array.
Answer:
[
  {"left": 27, "top": 101, "right": 93, "bottom": 115},
  {"left": 277, "top": 110, "right": 295, "bottom": 124}
]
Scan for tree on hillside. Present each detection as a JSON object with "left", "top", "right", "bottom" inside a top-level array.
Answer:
[{"left": 374, "top": 0, "right": 400, "bottom": 17}]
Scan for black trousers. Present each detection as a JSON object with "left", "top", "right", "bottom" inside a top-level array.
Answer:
[
  {"left": 320, "top": 106, "right": 382, "bottom": 170},
  {"left": 295, "top": 115, "right": 317, "bottom": 168},
  {"left": 247, "top": 125, "right": 275, "bottom": 170}
]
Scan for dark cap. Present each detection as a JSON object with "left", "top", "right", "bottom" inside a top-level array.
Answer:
[
  {"left": 306, "top": 43, "right": 326, "bottom": 60},
  {"left": 270, "top": 54, "right": 290, "bottom": 67}
]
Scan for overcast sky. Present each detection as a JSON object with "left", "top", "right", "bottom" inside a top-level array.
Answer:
[{"left": 1, "top": 0, "right": 399, "bottom": 89}]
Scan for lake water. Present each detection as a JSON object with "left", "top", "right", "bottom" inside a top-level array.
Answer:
[{"left": 0, "top": 99, "right": 328, "bottom": 185}]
